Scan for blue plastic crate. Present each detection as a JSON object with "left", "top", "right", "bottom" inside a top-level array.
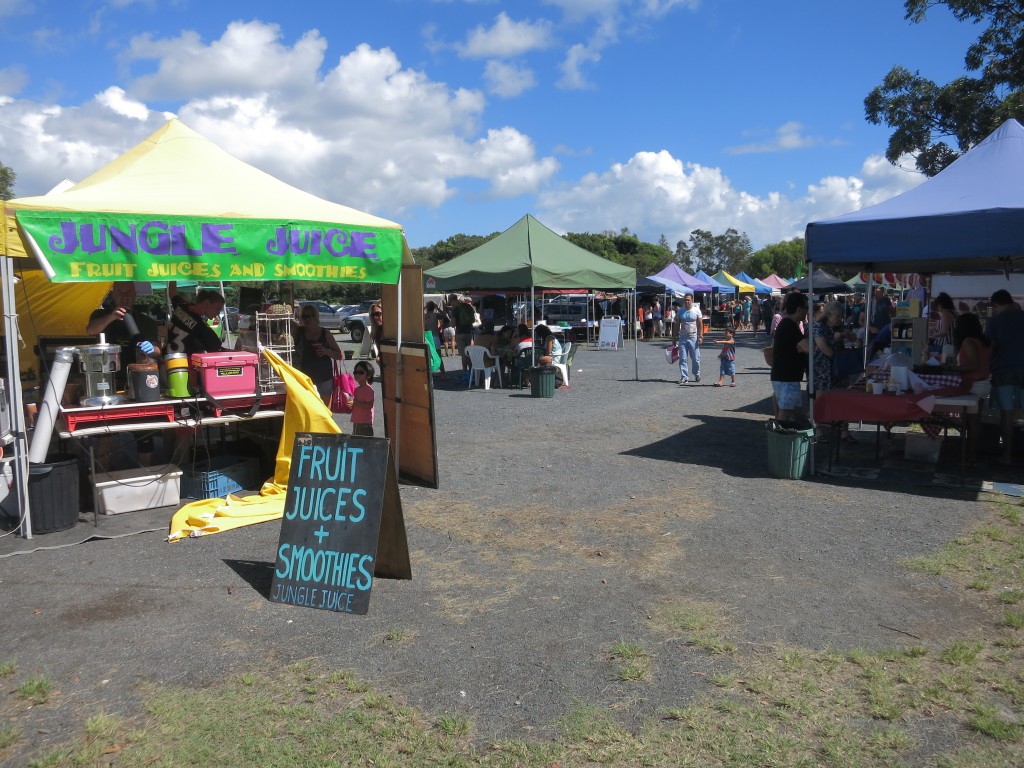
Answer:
[{"left": 181, "top": 455, "right": 261, "bottom": 499}]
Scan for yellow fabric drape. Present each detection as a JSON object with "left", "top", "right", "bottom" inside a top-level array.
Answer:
[{"left": 167, "top": 348, "right": 341, "bottom": 542}]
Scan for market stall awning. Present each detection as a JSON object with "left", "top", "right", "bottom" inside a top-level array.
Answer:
[
  {"left": 713, "top": 270, "right": 756, "bottom": 292},
  {"left": 1, "top": 119, "right": 410, "bottom": 284}
]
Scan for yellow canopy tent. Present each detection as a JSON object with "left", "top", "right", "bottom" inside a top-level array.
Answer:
[
  {"left": 712, "top": 270, "right": 756, "bottom": 293},
  {"left": 0, "top": 118, "right": 415, "bottom": 538}
]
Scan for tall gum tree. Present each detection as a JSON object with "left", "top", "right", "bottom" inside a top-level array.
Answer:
[{"left": 865, "top": 0, "right": 1024, "bottom": 177}]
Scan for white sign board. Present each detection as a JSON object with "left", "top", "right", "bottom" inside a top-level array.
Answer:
[{"left": 598, "top": 316, "right": 624, "bottom": 350}]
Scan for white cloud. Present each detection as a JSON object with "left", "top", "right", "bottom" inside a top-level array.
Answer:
[
  {"left": 94, "top": 86, "right": 149, "bottom": 120},
  {"left": 458, "top": 12, "right": 555, "bottom": 58},
  {"left": 725, "top": 122, "right": 823, "bottom": 155},
  {"left": 0, "top": 24, "right": 559, "bottom": 220},
  {"left": 537, "top": 148, "right": 926, "bottom": 249},
  {"left": 483, "top": 60, "right": 536, "bottom": 97},
  {"left": 124, "top": 21, "right": 328, "bottom": 100},
  {"left": 556, "top": 16, "right": 616, "bottom": 90}
]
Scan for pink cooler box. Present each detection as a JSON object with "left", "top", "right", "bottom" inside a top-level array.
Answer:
[{"left": 190, "top": 351, "right": 259, "bottom": 398}]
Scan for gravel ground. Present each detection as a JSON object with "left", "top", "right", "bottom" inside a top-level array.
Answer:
[{"left": 0, "top": 331, "right": 1000, "bottom": 760}]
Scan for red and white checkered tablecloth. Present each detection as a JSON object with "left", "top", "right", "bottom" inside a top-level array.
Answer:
[{"left": 916, "top": 372, "right": 962, "bottom": 389}]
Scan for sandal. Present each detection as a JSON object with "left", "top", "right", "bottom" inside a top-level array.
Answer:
[{"left": 713, "top": 382, "right": 722, "bottom": 387}]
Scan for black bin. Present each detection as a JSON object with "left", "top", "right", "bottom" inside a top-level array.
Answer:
[
  {"left": 530, "top": 366, "right": 556, "bottom": 398},
  {"left": 28, "top": 454, "right": 80, "bottom": 533}
]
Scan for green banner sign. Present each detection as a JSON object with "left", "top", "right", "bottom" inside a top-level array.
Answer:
[{"left": 16, "top": 211, "right": 404, "bottom": 284}]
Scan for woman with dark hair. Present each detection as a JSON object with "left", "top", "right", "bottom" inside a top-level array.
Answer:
[
  {"left": 535, "top": 325, "right": 567, "bottom": 387},
  {"left": 929, "top": 291, "right": 957, "bottom": 349},
  {"left": 950, "top": 312, "right": 992, "bottom": 394}
]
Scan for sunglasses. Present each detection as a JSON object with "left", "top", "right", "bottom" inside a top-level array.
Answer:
[{"left": 371, "top": 312, "right": 382, "bottom": 317}]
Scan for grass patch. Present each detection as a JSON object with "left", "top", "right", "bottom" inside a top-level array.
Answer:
[
  {"left": 610, "top": 640, "right": 651, "bottom": 681},
  {"left": 17, "top": 674, "right": 52, "bottom": 705},
  {"left": 649, "top": 598, "right": 738, "bottom": 656},
  {"left": 0, "top": 661, "right": 15, "bottom": 679},
  {"left": 8, "top": 502, "right": 1024, "bottom": 766},
  {"left": 0, "top": 724, "right": 21, "bottom": 750}
]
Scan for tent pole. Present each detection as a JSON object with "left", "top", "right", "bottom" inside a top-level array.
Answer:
[
  {"left": 530, "top": 285, "right": 535, "bottom": 366},
  {"left": 808, "top": 268, "right": 816, "bottom": 477},
  {"left": 394, "top": 272, "right": 403, "bottom": 472},
  {"left": 218, "top": 280, "right": 233, "bottom": 349},
  {"left": 2, "top": 257, "right": 32, "bottom": 538},
  {"left": 626, "top": 290, "right": 634, "bottom": 382}
]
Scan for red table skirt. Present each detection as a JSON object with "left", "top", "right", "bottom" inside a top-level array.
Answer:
[{"left": 813, "top": 387, "right": 960, "bottom": 424}]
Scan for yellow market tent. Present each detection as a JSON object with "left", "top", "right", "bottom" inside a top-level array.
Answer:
[
  {"left": 712, "top": 270, "right": 756, "bottom": 293},
  {"left": 0, "top": 118, "right": 415, "bottom": 538}
]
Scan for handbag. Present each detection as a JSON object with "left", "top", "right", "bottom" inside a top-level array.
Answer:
[
  {"left": 331, "top": 359, "right": 356, "bottom": 414},
  {"left": 664, "top": 345, "right": 680, "bottom": 364},
  {"left": 832, "top": 348, "right": 864, "bottom": 380},
  {"left": 762, "top": 345, "right": 774, "bottom": 367}
]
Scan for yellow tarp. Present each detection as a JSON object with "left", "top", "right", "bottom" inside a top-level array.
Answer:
[
  {"left": 1, "top": 269, "right": 110, "bottom": 381},
  {"left": 167, "top": 348, "right": 341, "bottom": 542}
]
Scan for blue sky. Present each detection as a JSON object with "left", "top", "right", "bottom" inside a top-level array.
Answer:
[{"left": 0, "top": 0, "right": 979, "bottom": 251}]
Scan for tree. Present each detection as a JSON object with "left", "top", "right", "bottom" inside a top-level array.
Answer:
[
  {"left": 0, "top": 161, "right": 15, "bottom": 200},
  {"left": 680, "top": 228, "right": 753, "bottom": 274},
  {"left": 565, "top": 228, "right": 673, "bottom": 276},
  {"left": 865, "top": 0, "right": 1024, "bottom": 176},
  {"left": 411, "top": 233, "right": 498, "bottom": 270},
  {"left": 746, "top": 238, "right": 805, "bottom": 279}
]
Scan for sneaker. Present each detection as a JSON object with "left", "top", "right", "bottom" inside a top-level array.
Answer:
[
  {"left": 695, "top": 375, "right": 701, "bottom": 383},
  {"left": 678, "top": 378, "right": 689, "bottom": 386}
]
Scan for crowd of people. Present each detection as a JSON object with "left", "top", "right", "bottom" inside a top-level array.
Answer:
[
  {"left": 423, "top": 294, "right": 573, "bottom": 388},
  {"left": 765, "top": 285, "right": 1023, "bottom": 466}
]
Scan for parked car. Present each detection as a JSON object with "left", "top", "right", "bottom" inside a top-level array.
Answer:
[
  {"left": 299, "top": 300, "right": 343, "bottom": 330},
  {"left": 340, "top": 300, "right": 379, "bottom": 331},
  {"left": 347, "top": 312, "right": 371, "bottom": 343}
]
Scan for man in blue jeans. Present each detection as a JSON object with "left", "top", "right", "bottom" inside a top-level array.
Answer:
[
  {"left": 672, "top": 295, "right": 703, "bottom": 385},
  {"left": 770, "top": 291, "right": 809, "bottom": 422}
]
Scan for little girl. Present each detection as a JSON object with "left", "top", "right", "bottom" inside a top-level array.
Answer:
[
  {"left": 349, "top": 361, "right": 376, "bottom": 436},
  {"left": 715, "top": 329, "right": 737, "bottom": 387}
]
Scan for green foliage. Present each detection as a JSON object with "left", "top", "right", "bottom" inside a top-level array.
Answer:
[
  {"left": 564, "top": 227, "right": 674, "bottom": 276},
  {"left": 411, "top": 233, "right": 498, "bottom": 270},
  {"left": 0, "top": 161, "right": 14, "bottom": 200},
  {"left": 865, "top": 0, "right": 1024, "bottom": 176},
  {"left": 680, "top": 228, "right": 753, "bottom": 274},
  {"left": 747, "top": 238, "right": 805, "bottom": 279}
]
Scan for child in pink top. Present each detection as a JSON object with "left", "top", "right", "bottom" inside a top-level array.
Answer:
[{"left": 349, "top": 361, "right": 376, "bottom": 436}]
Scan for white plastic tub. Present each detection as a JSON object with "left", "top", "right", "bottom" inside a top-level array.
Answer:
[{"left": 93, "top": 465, "right": 182, "bottom": 515}]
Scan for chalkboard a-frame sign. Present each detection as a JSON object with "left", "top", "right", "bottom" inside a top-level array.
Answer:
[{"left": 270, "top": 434, "right": 411, "bottom": 615}]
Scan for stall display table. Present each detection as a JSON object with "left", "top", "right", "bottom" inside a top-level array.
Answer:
[
  {"left": 814, "top": 388, "right": 980, "bottom": 479},
  {"left": 57, "top": 398, "right": 286, "bottom": 526}
]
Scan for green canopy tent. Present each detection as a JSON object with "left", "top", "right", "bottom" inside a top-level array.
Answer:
[
  {"left": 423, "top": 214, "right": 635, "bottom": 292},
  {"left": 424, "top": 214, "right": 637, "bottom": 372}
]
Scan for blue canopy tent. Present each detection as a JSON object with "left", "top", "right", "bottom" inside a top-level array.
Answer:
[
  {"left": 735, "top": 271, "right": 774, "bottom": 294},
  {"left": 806, "top": 118, "right": 1024, "bottom": 274}
]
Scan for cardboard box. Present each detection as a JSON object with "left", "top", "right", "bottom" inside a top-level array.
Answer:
[
  {"left": 93, "top": 465, "right": 182, "bottom": 515},
  {"left": 190, "top": 351, "right": 259, "bottom": 398},
  {"left": 904, "top": 433, "right": 942, "bottom": 463}
]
